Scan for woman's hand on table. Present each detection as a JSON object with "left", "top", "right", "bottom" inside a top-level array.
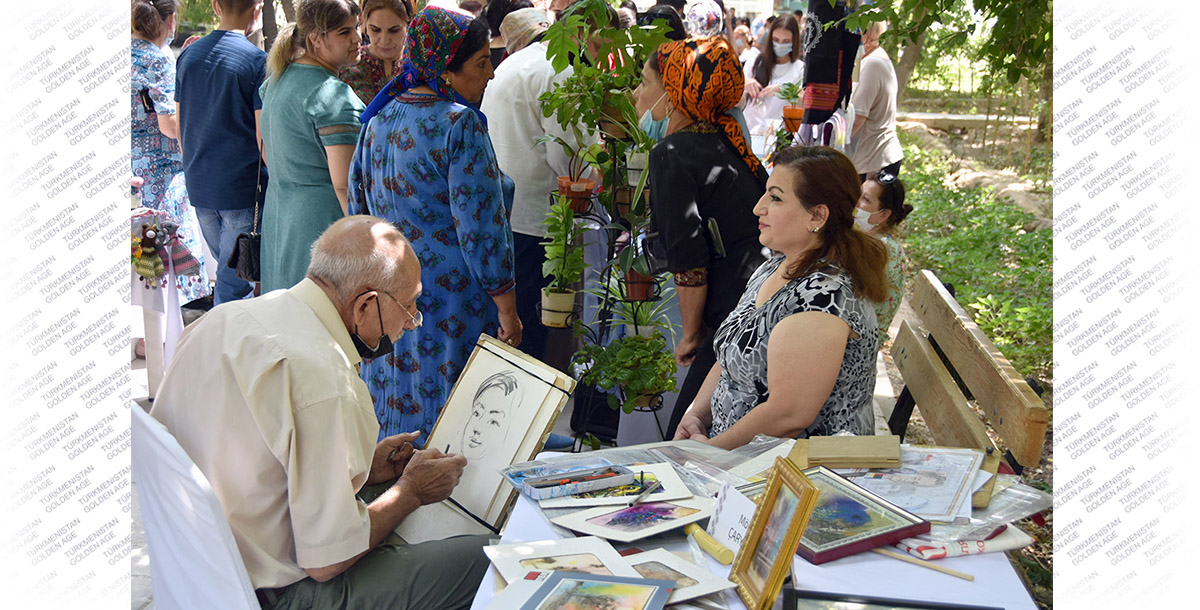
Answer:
[{"left": 673, "top": 412, "right": 709, "bottom": 441}]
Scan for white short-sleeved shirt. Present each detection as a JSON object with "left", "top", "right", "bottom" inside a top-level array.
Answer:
[
  {"left": 849, "top": 48, "right": 903, "bottom": 173},
  {"left": 150, "top": 278, "right": 379, "bottom": 589},
  {"left": 742, "top": 53, "right": 805, "bottom": 136}
]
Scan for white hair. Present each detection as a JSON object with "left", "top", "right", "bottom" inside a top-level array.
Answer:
[{"left": 307, "top": 216, "right": 412, "bottom": 302}]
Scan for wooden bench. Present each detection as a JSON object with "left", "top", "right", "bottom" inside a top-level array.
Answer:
[{"left": 887, "top": 269, "right": 1049, "bottom": 506}]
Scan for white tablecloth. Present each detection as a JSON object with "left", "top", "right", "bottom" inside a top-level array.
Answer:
[{"left": 471, "top": 490, "right": 1037, "bottom": 610}]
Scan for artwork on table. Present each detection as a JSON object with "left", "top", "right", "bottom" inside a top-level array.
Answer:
[
  {"left": 483, "top": 536, "right": 641, "bottom": 584},
  {"left": 518, "top": 572, "right": 675, "bottom": 610},
  {"left": 730, "top": 457, "right": 819, "bottom": 610},
  {"left": 841, "top": 446, "right": 984, "bottom": 523},
  {"left": 397, "top": 335, "right": 576, "bottom": 544},
  {"left": 627, "top": 548, "right": 736, "bottom": 605},
  {"left": 797, "top": 465, "right": 931, "bottom": 565},
  {"left": 726, "top": 440, "right": 796, "bottom": 483},
  {"left": 538, "top": 462, "right": 692, "bottom": 509},
  {"left": 782, "top": 589, "right": 1005, "bottom": 610},
  {"left": 551, "top": 497, "right": 715, "bottom": 543}
]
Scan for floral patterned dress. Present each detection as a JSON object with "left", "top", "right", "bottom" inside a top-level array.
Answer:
[
  {"left": 131, "top": 38, "right": 209, "bottom": 304},
  {"left": 349, "top": 92, "right": 516, "bottom": 440},
  {"left": 875, "top": 234, "right": 907, "bottom": 342},
  {"left": 338, "top": 45, "right": 402, "bottom": 104}
]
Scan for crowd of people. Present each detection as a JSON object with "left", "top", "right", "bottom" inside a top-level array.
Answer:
[{"left": 135, "top": 0, "right": 908, "bottom": 607}]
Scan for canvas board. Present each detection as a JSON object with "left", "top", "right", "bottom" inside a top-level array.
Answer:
[
  {"left": 627, "top": 548, "right": 736, "bottom": 604},
  {"left": 519, "top": 571, "right": 675, "bottom": 610},
  {"left": 551, "top": 497, "right": 715, "bottom": 543},
  {"left": 483, "top": 536, "right": 641, "bottom": 584},
  {"left": 397, "top": 335, "right": 575, "bottom": 544},
  {"left": 538, "top": 462, "right": 692, "bottom": 509},
  {"left": 839, "top": 446, "right": 984, "bottom": 523}
]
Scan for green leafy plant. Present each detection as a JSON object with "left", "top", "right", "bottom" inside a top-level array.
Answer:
[
  {"left": 777, "top": 82, "right": 802, "bottom": 106},
  {"left": 584, "top": 274, "right": 677, "bottom": 342},
  {"left": 573, "top": 332, "right": 678, "bottom": 413},
  {"left": 535, "top": 133, "right": 609, "bottom": 182},
  {"left": 541, "top": 194, "right": 587, "bottom": 291}
]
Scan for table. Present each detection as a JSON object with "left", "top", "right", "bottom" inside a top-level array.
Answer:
[{"left": 470, "top": 490, "right": 1038, "bottom": 610}]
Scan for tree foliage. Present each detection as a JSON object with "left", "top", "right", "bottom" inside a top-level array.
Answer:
[{"left": 841, "top": 0, "right": 1051, "bottom": 85}]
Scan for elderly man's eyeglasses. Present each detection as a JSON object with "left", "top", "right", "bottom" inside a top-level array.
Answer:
[{"left": 376, "top": 289, "right": 423, "bottom": 328}]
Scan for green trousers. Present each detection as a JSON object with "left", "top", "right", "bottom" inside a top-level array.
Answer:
[{"left": 260, "top": 482, "right": 495, "bottom": 610}]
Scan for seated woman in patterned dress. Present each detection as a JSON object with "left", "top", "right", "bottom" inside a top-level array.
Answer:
[{"left": 673, "top": 146, "right": 889, "bottom": 449}]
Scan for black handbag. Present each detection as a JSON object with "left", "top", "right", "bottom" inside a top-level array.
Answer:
[{"left": 227, "top": 157, "right": 263, "bottom": 282}]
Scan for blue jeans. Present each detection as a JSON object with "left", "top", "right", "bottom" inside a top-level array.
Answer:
[{"left": 195, "top": 206, "right": 257, "bottom": 305}]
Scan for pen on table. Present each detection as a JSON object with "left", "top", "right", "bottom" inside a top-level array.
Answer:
[{"left": 627, "top": 480, "right": 662, "bottom": 506}]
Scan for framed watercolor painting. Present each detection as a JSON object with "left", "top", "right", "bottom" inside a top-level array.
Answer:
[
  {"left": 397, "top": 335, "right": 576, "bottom": 544},
  {"left": 518, "top": 572, "right": 675, "bottom": 610},
  {"left": 626, "top": 548, "right": 736, "bottom": 604},
  {"left": 550, "top": 497, "right": 714, "bottom": 543},
  {"left": 782, "top": 589, "right": 1005, "bottom": 610},
  {"left": 482, "top": 536, "right": 641, "bottom": 584},
  {"left": 798, "top": 465, "right": 931, "bottom": 565},
  {"left": 729, "top": 457, "right": 819, "bottom": 610},
  {"left": 538, "top": 462, "right": 692, "bottom": 509}
]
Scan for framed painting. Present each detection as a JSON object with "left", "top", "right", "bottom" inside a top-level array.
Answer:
[
  {"left": 729, "top": 457, "right": 819, "bottom": 610},
  {"left": 482, "top": 536, "right": 641, "bottom": 584},
  {"left": 626, "top": 548, "right": 736, "bottom": 604},
  {"left": 550, "top": 497, "right": 714, "bottom": 543},
  {"left": 519, "top": 571, "right": 675, "bottom": 610},
  {"left": 798, "top": 466, "right": 931, "bottom": 565},
  {"left": 538, "top": 462, "right": 692, "bottom": 509},
  {"left": 396, "top": 334, "right": 576, "bottom": 544},
  {"left": 782, "top": 589, "right": 1005, "bottom": 610}
]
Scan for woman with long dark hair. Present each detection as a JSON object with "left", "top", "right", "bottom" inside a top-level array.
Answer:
[
  {"left": 741, "top": 13, "right": 804, "bottom": 135},
  {"left": 674, "top": 146, "right": 888, "bottom": 448},
  {"left": 259, "top": 0, "right": 366, "bottom": 293}
]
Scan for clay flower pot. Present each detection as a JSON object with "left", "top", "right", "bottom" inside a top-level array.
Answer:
[
  {"left": 624, "top": 268, "right": 653, "bottom": 301},
  {"left": 782, "top": 105, "right": 804, "bottom": 133},
  {"left": 557, "top": 176, "right": 596, "bottom": 213}
]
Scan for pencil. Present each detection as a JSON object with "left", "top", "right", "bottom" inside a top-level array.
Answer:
[{"left": 871, "top": 547, "right": 975, "bottom": 581}]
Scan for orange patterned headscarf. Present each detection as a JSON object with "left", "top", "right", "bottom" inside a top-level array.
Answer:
[{"left": 655, "top": 37, "right": 768, "bottom": 184}]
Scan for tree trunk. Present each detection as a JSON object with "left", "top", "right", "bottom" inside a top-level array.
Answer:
[
  {"left": 262, "top": 0, "right": 278, "bottom": 51},
  {"left": 281, "top": 0, "right": 296, "bottom": 22},
  {"left": 1035, "top": 48, "right": 1052, "bottom": 143},
  {"left": 894, "top": 31, "right": 925, "bottom": 105}
]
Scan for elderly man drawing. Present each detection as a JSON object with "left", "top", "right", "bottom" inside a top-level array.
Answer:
[{"left": 150, "top": 215, "right": 492, "bottom": 609}]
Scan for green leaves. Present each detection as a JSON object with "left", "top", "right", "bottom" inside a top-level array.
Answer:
[
  {"left": 541, "top": 195, "right": 587, "bottom": 289},
  {"left": 573, "top": 332, "right": 678, "bottom": 414}
]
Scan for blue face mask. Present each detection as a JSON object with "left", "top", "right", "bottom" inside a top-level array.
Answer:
[
  {"left": 773, "top": 42, "right": 793, "bottom": 57},
  {"left": 638, "top": 91, "right": 671, "bottom": 142}
]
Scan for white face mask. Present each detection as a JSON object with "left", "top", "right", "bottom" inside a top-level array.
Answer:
[
  {"left": 854, "top": 207, "right": 879, "bottom": 232},
  {"left": 773, "top": 41, "right": 793, "bottom": 57}
]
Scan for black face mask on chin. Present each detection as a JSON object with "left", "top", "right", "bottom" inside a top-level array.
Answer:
[{"left": 351, "top": 296, "right": 395, "bottom": 360}]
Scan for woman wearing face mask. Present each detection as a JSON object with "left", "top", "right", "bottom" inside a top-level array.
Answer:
[
  {"left": 674, "top": 146, "right": 888, "bottom": 448},
  {"left": 131, "top": 0, "right": 211, "bottom": 306},
  {"left": 636, "top": 38, "right": 768, "bottom": 439},
  {"left": 339, "top": 0, "right": 412, "bottom": 104},
  {"left": 259, "top": 0, "right": 366, "bottom": 293},
  {"left": 856, "top": 171, "right": 911, "bottom": 342},
  {"left": 348, "top": 6, "right": 520, "bottom": 441},
  {"left": 741, "top": 13, "right": 804, "bottom": 135}
]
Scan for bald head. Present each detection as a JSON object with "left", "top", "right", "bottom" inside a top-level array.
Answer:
[{"left": 307, "top": 215, "right": 419, "bottom": 303}]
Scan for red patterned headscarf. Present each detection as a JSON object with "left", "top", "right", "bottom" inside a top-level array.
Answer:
[{"left": 655, "top": 37, "right": 767, "bottom": 184}]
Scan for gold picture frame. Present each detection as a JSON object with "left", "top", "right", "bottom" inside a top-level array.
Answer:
[{"left": 729, "top": 457, "right": 819, "bottom": 610}]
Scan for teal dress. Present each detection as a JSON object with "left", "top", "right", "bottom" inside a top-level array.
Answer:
[{"left": 259, "top": 63, "right": 365, "bottom": 293}]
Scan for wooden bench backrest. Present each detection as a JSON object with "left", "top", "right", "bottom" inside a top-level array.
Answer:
[{"left": 900, "top": 270, "right": 1049, "bottom": 470}]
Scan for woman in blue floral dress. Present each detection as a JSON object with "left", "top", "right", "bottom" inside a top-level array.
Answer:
[
  {"left": 350, "top": 7, "right": 521, "bottom": 440},
  {"left": 132, "top": 0, "right": 209, "bottom": 303}
]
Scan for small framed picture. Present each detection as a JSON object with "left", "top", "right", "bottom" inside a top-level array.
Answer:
[
  {"left": 798, "top": 465, "right": 931, "bottom": 565},
  {"left": 519, "top": 571, "right": 675, "bottom": 610},
  {"left": 729, "top": 457, "right": 819, "bottom": 610},
  {"left": 782, "top": 588, "right": 1005, "bottom": 610},
  {"left": 550, "top": 497, "right": 714, "bottom": 543},
  {"left": 626, "top": 548, "right": 736, "bottom": 604},
  {"left": 483, "top": 536, "right": 641, "bottom": 584}
]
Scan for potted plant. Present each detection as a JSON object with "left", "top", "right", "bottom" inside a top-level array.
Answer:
[
  {"left": 586, "top": 276, "right": 676, "bottom": 340},
  {"left": 540, "top": 194, "right": 587, "bottom": 327},
  {"left": 573, "top": 331, "right": 678, "bottom": 413},
  {"left": 537, "top": 131, "right": 607, "bottom": 213},
  {"left": 779, "top": 82, "right": 804, "bottom": 133},
  {"left": 613, "top": 227, "right": 658, "bottom": 301}
]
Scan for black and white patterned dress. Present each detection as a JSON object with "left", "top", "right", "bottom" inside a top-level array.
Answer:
[{"left": 709, "top": 254, "right": 879, "bottom": 438}]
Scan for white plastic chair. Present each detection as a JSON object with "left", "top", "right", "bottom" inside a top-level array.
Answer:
[{"left": 131, "top": 403, "right": 259, "bottom": 610}]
